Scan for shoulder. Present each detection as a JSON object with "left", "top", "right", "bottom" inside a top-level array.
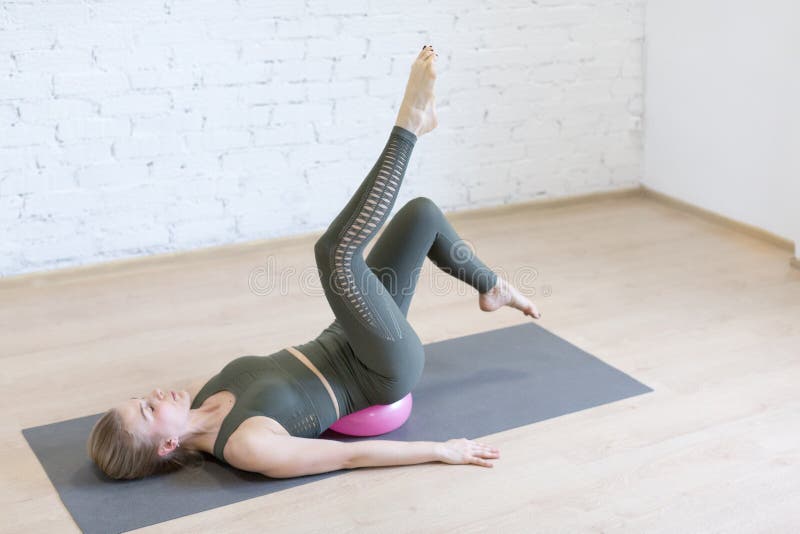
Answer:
[
  {"left": 224, "top": 420, "right": 354, "bottom": 478},
  {"left": 222, "top": 417, "right": 288, "bottom": 471}
]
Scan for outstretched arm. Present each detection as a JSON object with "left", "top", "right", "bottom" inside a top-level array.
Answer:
[
  {"left": 350, "top": 437, "right": 500, "bottom": 470},
  {"left": 230, "top": 432, "right": 500, "bottom": 479}
]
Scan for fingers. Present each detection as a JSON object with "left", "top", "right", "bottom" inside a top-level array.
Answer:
[
  {"left": 444, "top": 438, "right": 501, "bottom": 468},
  {"left": 471, "top": 440, "right": 499, "bottom": 454},
  {"left": 471, "top": 456, "right": 494, "bottom": 467},
  {"left": 468, "top": 440, "right": 500, "bottom": 467},
  {"left": 470, "top": 451, "right": 499, "bottom": 467}
]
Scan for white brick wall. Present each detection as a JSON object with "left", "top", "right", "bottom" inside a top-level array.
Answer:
[{"left": 0, "top": 0, "right": 644, "bottom": 277}]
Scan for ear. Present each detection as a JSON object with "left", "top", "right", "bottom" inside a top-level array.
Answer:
[{"left": 157, "top": 438, "right": 180, "bottom": 457}]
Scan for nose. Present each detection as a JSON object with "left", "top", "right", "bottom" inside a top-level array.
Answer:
[{"left": 152, "top": 389, "right": 164, "bottom": 401}]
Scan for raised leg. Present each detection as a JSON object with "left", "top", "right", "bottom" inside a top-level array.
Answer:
[
  {"left": 313, "top": 46, "right": 465, "bottom": 405},
  {"left": 314, "top": 125, "right": 425, "bottom": 404}
]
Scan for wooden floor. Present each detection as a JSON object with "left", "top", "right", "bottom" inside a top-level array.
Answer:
[{"left": 2, "top": 188, "right": 799, "bottom": 533}]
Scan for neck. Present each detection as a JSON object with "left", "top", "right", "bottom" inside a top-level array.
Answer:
[{"left": 179, "top": 398, "right": 231, "bottom": 455}]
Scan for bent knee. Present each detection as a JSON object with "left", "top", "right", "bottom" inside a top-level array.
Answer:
[{"left": 401, "top": 196, "right": 442, "bottom": 222}]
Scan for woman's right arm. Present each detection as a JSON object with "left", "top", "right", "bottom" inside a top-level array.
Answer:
[{"left": 229, "top": 433, "right": 500, "bottom": 478}]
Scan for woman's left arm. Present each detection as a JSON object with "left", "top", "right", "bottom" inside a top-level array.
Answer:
[
  {"left": 349, "top": 438, "right": 499, "bottom": 469},
  {"left": 346, "top": 439, "right": 439, "bottom": 469},
  {"left": 229, "top": 432, "right": 497, "bottom": 478}
]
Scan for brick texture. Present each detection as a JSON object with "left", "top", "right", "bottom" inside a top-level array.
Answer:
[{"left": 0, "top": 0, "right": 644, "bottom": 276}]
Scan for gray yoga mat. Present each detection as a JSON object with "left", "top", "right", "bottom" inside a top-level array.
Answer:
[{"left": 23, "top": 322, "right": 653, "bottom": 533}]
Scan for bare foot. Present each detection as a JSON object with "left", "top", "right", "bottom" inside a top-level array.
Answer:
[
  {"left": 395, "top": 45, "right": 438, "bottom": 137},
  {"left": 479, "top": 276, "right": 542, "bottom": 320}
]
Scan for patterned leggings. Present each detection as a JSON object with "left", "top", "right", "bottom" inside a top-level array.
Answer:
[{"left": 314, "top": 126, "right": 498, "bottom": 405}]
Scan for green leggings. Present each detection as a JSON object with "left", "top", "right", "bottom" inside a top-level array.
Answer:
[{"left": 312, "top": 125, "right": 498, "bottom": 407}]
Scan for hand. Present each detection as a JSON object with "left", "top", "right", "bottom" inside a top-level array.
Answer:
[{"left": 435, "top": 438, "right": 500, "bottom": 468}]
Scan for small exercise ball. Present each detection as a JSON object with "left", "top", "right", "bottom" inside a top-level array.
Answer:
[{"left": 329, "top": 393, "right": 413, "bottom": 436}]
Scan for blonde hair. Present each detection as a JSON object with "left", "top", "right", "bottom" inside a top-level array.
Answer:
[{"left": 86, "top": 408, "right": 204, "bottom": 480}]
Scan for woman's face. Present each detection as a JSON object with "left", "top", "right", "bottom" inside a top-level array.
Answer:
[{"left": 118, "top": 388, "right": 191, "bottom": 452}]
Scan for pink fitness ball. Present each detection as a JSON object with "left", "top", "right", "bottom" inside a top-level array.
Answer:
[{"left": 329, "top": 393, "right": 413, "bottom": 436}]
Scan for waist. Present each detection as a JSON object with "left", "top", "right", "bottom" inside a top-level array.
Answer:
[
  {"left": 285, "top": 346, "right": 341, "bottom": 420},
  {"left": 294, "top": 324, "right": 371, "bottom": 417},
  {"left": 271, "top": 349, "right": 339, "bottom": 431}
]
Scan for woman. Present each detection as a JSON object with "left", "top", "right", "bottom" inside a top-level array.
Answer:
[{"left": 88, "top": 45, "right": 542, "bottom": 480}]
